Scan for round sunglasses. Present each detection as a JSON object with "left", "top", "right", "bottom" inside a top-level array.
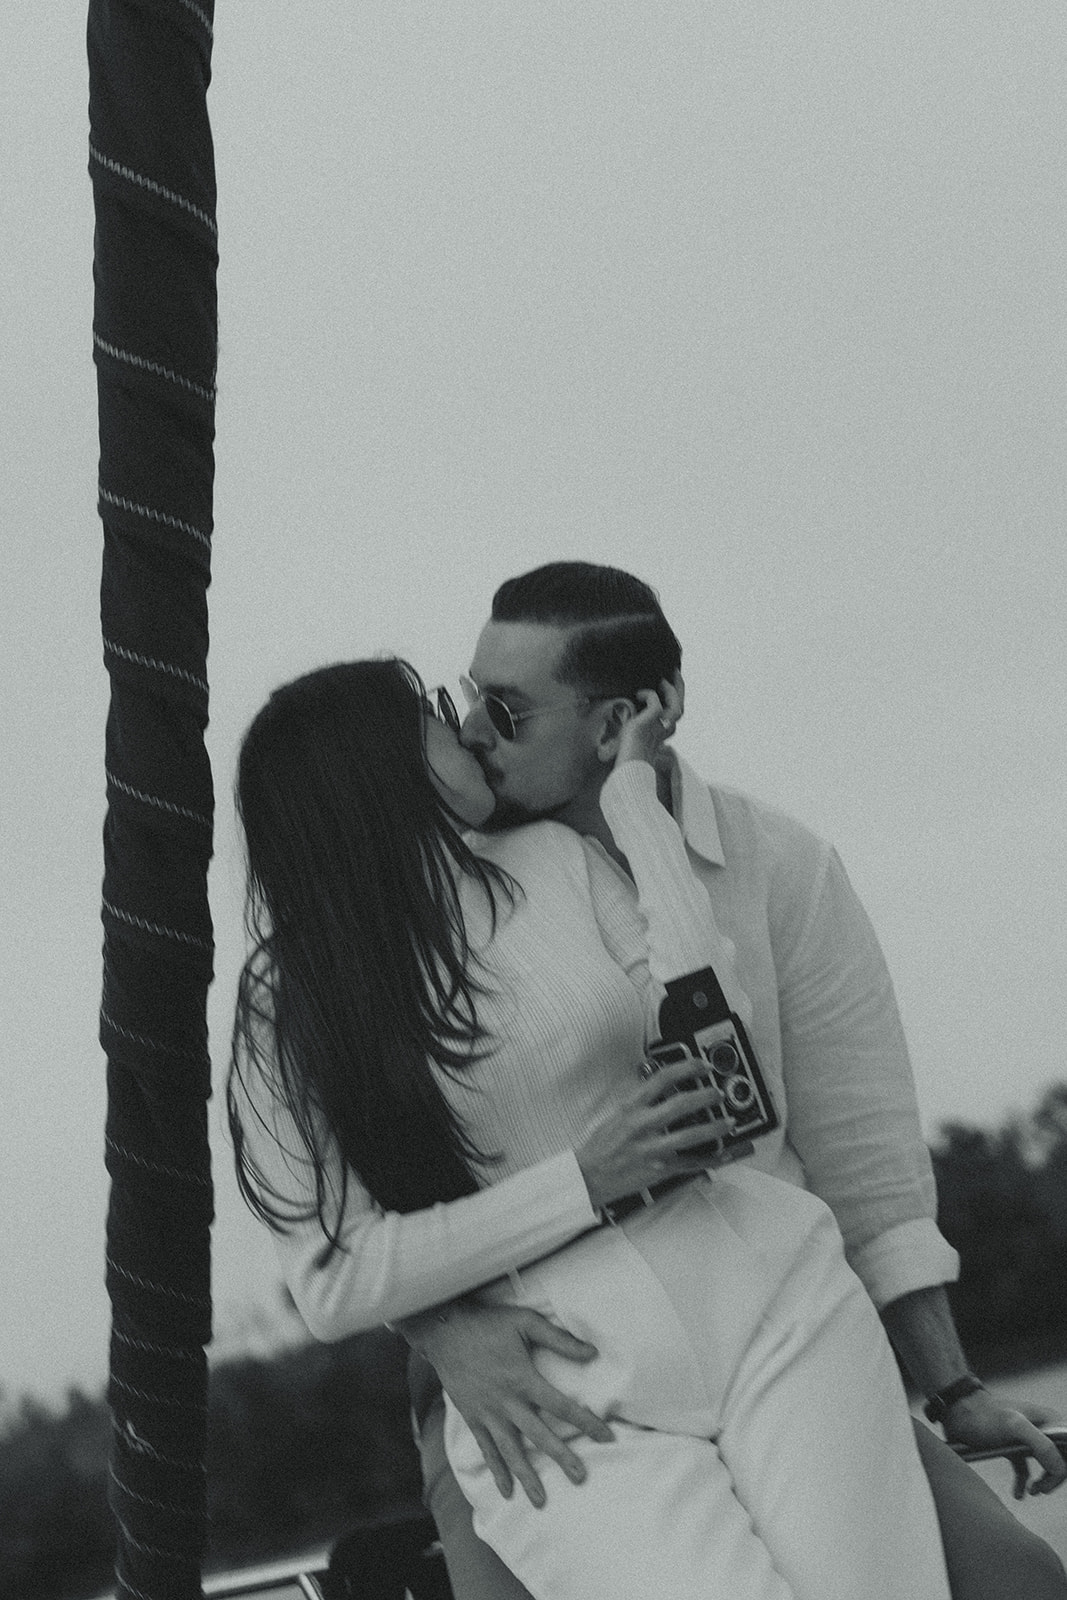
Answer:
[
  {"left": 425, "top": 681, "right": 548, "bottom": 742},
  {"left": 459, "top": 675, "right": 630, "bottom": 741}
]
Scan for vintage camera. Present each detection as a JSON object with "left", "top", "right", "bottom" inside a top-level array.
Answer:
[{"left": 641, "top": 966, "right": 778, "bottom": 1167}]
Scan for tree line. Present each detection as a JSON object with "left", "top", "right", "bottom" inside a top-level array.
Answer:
[
  {"left": 4, "top": 1082, "right": 1067, "bottom": 1600},
  {"left": 0, "top": 1325, "right": 422, "bottom": 1600},
  {"left": 933, "top": 1082, "right": 1067, "bottom": 1373}
]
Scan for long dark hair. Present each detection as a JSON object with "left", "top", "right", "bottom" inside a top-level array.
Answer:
[{"left": 228, "top": 658, "right": 513, "bottom": 1243}]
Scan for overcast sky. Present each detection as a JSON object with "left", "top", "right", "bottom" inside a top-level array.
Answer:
[{"left": 2, "top": 2, "right": 1065, "bottom": 1411}]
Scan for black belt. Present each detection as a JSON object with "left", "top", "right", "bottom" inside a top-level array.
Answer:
[{"left": 599, "top": 1171, "right": 695, "bottom": 1226}]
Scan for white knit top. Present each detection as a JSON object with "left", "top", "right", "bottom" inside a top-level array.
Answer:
[{"left": 435, "top": 761, "right": 751, "bottom": 1184}]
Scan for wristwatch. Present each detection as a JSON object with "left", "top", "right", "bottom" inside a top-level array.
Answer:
[{"left": 924, "top": 1373, "right": 986, "bottom": 1426}]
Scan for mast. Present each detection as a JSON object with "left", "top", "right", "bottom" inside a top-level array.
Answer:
[{"left": 88, "top": 3, "right": 218, "bottom": 1593}]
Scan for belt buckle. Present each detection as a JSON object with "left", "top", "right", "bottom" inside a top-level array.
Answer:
[{"left": 600, "top": 1185, "right": 655, "bottom": 1227}]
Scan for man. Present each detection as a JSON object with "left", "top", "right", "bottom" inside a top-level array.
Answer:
[{"left": 401, "top": 562, "right": 1066, "bottom": 1599}]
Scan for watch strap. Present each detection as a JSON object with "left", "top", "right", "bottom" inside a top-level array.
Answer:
[{"left": 924, "top": 1373, "right": 985, "bottom": 1426}]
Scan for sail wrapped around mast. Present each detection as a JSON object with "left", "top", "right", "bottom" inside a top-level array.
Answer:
[{"left": 89, "top": 1, "right": 217, "bottom": 1593}]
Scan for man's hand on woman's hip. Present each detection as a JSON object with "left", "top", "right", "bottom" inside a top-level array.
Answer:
[{"left": 400, "top": 1298, "right": 614, "bottom": 1508}]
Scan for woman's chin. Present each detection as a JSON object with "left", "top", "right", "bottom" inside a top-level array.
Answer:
[
  {"left": 464, "top": 788, "right": 497, "bottom": 829},
  {"left": 442, "top": 780, "right": 497, "bottom": 829}
]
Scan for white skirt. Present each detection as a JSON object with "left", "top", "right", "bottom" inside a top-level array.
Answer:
[{"left": 445, "top": 1168, "right": 951, "bottom": 1600}]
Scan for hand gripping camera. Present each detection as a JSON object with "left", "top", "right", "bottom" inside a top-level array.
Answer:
[{"left": 641, "top": 966, "right": 779, "bottom": 1167}]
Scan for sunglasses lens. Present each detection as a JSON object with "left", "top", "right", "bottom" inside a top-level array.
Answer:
[
  {"left": 460, "top": 676, "right": 515, "bottom": 738},
  {"left": 436, "top": 687, "right": 460, "bottom": 733},
  {"left": 485, "top": 697, "right": 515, "bottom": 739}
]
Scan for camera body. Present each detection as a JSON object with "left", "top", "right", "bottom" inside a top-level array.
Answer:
[{"left": 642, "top": 966, "right": 778, "bottom": 1167}]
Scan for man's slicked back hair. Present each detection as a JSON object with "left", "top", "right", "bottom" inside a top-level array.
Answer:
[{"left": 491, "top": 561, "right": 682, "bottom": 700}]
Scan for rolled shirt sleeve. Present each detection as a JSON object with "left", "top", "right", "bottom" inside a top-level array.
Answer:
[{"left": 775, "top": 843, "right": 959, "bottom": 1307}]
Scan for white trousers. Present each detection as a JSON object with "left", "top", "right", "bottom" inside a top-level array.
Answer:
[{"left": 445, "top": 1170, "right": 951, "bottom": 1600}]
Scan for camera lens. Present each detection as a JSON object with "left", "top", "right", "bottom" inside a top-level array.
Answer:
[
  {"left": 710, "top": 1043, "right": 739, "bottom": 1075},
  {"left": 725, "top": 1076, "right": 755, "bottom": 1111}
]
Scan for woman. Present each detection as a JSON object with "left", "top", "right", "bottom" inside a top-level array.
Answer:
[{"left": 229, "top": 657, "right": 951, "bottom": 1600}]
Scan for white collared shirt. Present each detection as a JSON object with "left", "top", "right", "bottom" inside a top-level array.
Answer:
[{"left": 624, "top": 754, "right": 959, "bottom": 1308}]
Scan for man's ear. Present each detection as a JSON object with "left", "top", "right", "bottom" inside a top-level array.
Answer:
[{"left": 594, "top": 697, "right": 636, "bottom": 764}]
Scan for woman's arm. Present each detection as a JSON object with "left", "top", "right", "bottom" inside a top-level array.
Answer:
[
  {"left": 232, "top": 1073, "right": 597, "bottom": 1339},
  {"left": 237, "top": 1038, "right": 727, "bottom": 1340},
  {"left": 588, "top": 757, "right": 753, "bottom": 1038}
]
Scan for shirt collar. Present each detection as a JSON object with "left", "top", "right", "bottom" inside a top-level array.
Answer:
[{"left": 665, "top": 751, "right": 725, "bottom": 867}]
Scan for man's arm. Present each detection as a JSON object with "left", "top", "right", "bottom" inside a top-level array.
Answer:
[
  {"left": 881, "top": 1283, "right": 1066, "bottom": 1497},
  {"left": 774, "top": 841, "right": 961, "bottom": 1303},
  {"left": 767, "top": 833, "right": 1066, "bottom": 1495}
]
